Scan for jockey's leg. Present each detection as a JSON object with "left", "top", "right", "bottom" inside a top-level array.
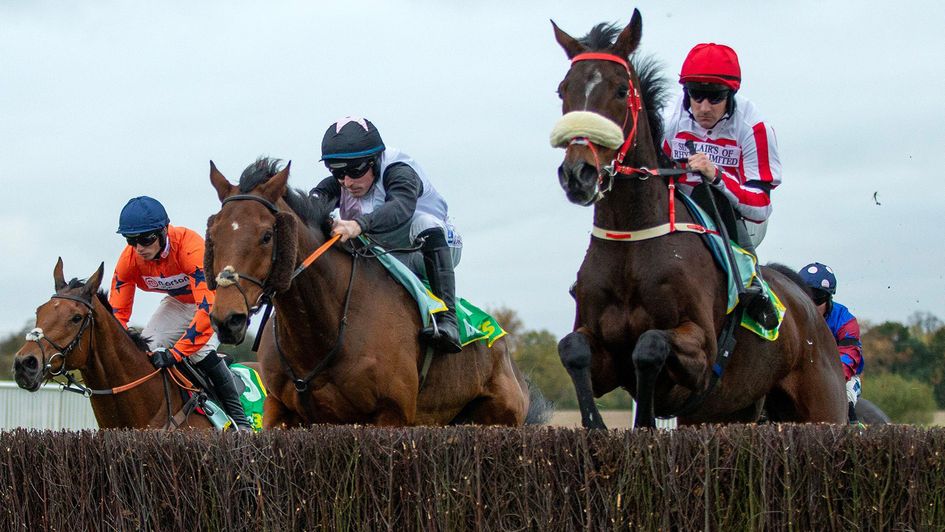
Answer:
[
  {"left": 416, "top": 226, "right": 462, "bottom": 353},
  {"left": 196, "top": 352, "right": 253, "bottom": 431},
  {"left": 846, "top": 375, "right": 861, "bottom": 424},
  {"left": 141, "top": 296, "right": 191, "bottom": 351},
  {"left": 735, "top": 220, "right": 778, "bottom": 329}
]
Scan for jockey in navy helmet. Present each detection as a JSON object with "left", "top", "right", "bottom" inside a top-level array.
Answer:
[
  {"left": 309, "top": 117, "right": 464, "bottom": 353},
  {"left": 798, "top": 262, "right": 864, "bottom": 424}
]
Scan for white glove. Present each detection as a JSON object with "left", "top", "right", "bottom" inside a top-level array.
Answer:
[{"left": 845, "top": 376, "right": 861, "bottom": 405}]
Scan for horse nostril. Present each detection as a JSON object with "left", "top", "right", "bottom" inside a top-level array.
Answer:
[
  {"left": 16, "top": 356, "right": 38, "bottom": 371},
  {"left": 226, "top": 313, "right": 247, "bottom": 331}
]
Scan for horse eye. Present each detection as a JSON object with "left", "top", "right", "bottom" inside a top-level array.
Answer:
[
  {"left": 617, "top": 86, "right": 629, "bottom": 99},
  {"left": 557, "top": 81, "right": 566, "bottom": 100},
  {"left": 261, "top": 231, "right": 273, "bottom": 245},
  {"left": 71, "top": 314, "right": 83, "bottom": 324}
]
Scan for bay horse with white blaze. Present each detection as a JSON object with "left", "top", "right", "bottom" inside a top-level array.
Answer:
[
  {"left": 12, "top": 259, "right": 213, "bottom": 429},
  {"left": 204, "top": 159, "right": 547, "bottom": 427},
  {"left": 551, "top": 10, "right": 846, "bottom": 428}
]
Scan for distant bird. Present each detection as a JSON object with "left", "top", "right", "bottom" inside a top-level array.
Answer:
[{"left": 873, "top": 191, "right": 881, "bottom": 206}]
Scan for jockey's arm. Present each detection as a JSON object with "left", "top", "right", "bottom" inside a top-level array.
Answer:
[
  {"left": 836, "top": 315, "right": 863, "bottom": 381},
  {"left": 168, "top": 231, "right": 216, "bottom": 361},
  {"left": 353, "top": 163, "right": 422, "bottom": 233},
  {"left": 108, "top": 248, "right": 137, "bottom": 328},
  {"left": 711, "top": 120, "right": 782, "bottom": 223},
  {"left": 309, "top": 176, "right": 342, "bottom": 216}
]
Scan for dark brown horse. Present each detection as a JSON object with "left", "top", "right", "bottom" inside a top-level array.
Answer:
[
  {"left": 12, "top": 259, "right": 213, "bottom": 429},
  {"left": 551, "top": 11, "right": 846, "bottom": 428},
  {"left": 204, "top": 159, "right": 548, "bottom": 428}
]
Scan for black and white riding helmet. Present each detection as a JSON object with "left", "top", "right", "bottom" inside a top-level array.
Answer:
[{"left": 320, "top": 116, "right": 385, "bottom": 173}]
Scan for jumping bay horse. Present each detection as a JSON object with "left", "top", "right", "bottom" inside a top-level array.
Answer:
[
  {"left": 551, "top": 10, "right": 846, "bottom": 428},
  {"left": 12, "top": 259, "right": 213, "bottom": 429},
  {"left": 205, "top": 159, "right": 546, "bottom": 427}
]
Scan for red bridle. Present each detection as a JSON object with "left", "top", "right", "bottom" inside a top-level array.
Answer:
[{"left": 569, "top": 52, "right": 643, "bottom": 176}]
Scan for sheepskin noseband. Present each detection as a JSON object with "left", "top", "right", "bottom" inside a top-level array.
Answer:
[
  {"left": 550, "top": 111, "right": 625, "bottom": 150},
  {"left": 265, "top": 212, "right": 298, "bottom": 294},
  {"left": 204, "top": 215, "right": 218, "bottom": 290}
]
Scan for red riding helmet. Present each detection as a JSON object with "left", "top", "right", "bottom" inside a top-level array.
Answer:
[{"left": 679, "top": 43, "right": 741, "bottom": 91}]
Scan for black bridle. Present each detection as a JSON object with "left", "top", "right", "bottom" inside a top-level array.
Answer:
[
  {"left": 215, "top": 194, "right": 282, "bottom": 316},
  {"left": 25, "top": 294, "right": 95, "bottom": 379},
  {"left": 211, "top": 193, "right": 358, "bottom": 391}
]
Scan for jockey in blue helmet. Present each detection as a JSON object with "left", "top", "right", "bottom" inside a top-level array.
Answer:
[
  {"left": 112, "top": 196, "right": 252, "bottom": 430},
  {"left": 798, "top": 262, "right": 864, "bottom": 424}
]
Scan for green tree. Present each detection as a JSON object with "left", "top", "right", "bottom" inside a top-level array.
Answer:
[
  {"left": 865, "top": 372, "right": 937, "bottom": 424},
  {"left": 512, "top": 329, "right": 575, "bottom": 408}
]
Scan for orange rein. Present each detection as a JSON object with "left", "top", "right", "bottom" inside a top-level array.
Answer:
[
  {"left": 291, "top": 234, "right": 342, "bottom": 280},
  {"left": 98, "top": 365, "right": 198, "bottom": 395}
]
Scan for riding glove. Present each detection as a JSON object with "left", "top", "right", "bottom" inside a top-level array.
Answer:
[{"left": 149, "top": 347, "right": 180, "bottom": 369}]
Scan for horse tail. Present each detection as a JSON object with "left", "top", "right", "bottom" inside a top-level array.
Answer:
[
  {"left": 523, "top": 375, "right": 555, "bottom": 425},
  {"left": 766, "top": 262, "right": 812, "bottom": 297},
  {"left": 855, "top": 398, "right": 891, "bottom": 425}
]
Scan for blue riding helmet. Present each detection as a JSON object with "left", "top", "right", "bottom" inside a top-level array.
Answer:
[
  {"left": 798, "top": 262, "right": 837, "bottom": 295},
  {"left": 117, "top": 196, "right": 170, "bottom": 235}
]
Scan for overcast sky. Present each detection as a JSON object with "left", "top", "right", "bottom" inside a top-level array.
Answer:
[{"left": 2, "top": 1, "right": 944, "bottom": 341}]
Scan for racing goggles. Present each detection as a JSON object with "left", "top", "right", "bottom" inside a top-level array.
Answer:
[
  {"left": 125, "top": 232, "right": 160, "bottom": 247},
  {"left": 688, "top": 88, "right": 728, "bottom": 105},
  {"left": 328, "top": 159, "right": 374, "bottom": 180},
  {"left": 811, "top": 289, "right": 831, "bottom": 306}
]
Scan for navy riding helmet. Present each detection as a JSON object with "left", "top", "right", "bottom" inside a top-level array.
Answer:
[
  {"left": 798, "top": 262, "right": 837, "bottom": 295},
  {"left": 117, "top": 196, "right": 170, "bottom": 235},
  {"left": 320, "top": 116, "right": 385, "bottom": 166}
]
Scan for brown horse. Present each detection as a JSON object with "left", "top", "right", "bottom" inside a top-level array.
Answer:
[
  {"left": 204, "top": 159, "right": 548, "bottom": 428},
  {"left": 551, "top": 11, "right": 846, "bottom": 428},
  {"left": 12, "top": 259, "right": 213, "bottom": 429}
]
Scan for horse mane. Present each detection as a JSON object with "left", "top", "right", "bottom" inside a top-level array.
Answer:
[
  {"left": 766, "top": 263, "right": 813, "bottom": 298},
  {"left": 64, "top": 278, "right": 151, "bottom": 351},
  {"left": 579, "top": 23, "right": 673, "bottom": 167},
  {"left": 239, "top": 157, "right": 334, "bottom": 232}
]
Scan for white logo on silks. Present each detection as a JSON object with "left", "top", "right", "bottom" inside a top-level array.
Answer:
[
  {"left": 670, "top": 140, "right": 742, "bottom": 168},
  {"left": 142, "top": 274, "right": 189, "bottom": 291}
]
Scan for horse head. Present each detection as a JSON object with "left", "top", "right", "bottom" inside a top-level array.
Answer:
[
  {"left": 550, "top": 10, "right": 653, "bottom": 206},
  {"left": 206, "top": 159, "right": 300, "bottom": 344},
  {"left": 13, "top": 258, "right": 104, "bottom": 391}
]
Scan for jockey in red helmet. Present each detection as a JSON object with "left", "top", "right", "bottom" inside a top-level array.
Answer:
[
  {"left": 662, "top": 43, "right": 783, "bottom": 329},
  {"left": 110, "top": 196, "right": 252, "bottom": 430}
]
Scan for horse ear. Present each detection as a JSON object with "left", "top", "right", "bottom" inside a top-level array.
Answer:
[
  {"left": 84, "top": 262, "right": 105, "bottom": 297},
  {"left": 552, "top": 20, "right": 585, "bottom": 59},
  {"left": 53, "top": 257, "right": 66, "bottom": 292},
  {"left": 258, "top": 161, "right": 291, "bottom": 204},
  {"left": 210, "top": 160, "right": 237, "bottom": 202},
  {"left": 613, "top": 9, "right": 643, "bottom": 59}
]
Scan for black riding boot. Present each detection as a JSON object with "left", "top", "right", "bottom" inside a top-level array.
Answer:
[
  {"left": 418, "top": 228, "right": 462, "bottom": 354},
  {"left": 735, "top": 223, "right": 778, "bottom": 330},
  {"left": 197, "top": 354, "right": 253, "bottom": 431},
  {"left": 848, "top": 401, "right": 859, "bottom": 424},
  {"left": 743, "top": 266, "right": 779, "bottom": 329}
]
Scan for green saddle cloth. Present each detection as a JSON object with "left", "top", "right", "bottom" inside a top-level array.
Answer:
[
  {"left": 202, "top": 363, "right": 267, "bottom": 432},
  {"left": 357, "top": 236, "right": 507, "bottom": 347},
  {"left": 677, "top": 195, "right": 786, "bottom": 341}
]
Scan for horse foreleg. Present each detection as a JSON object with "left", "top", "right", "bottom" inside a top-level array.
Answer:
[
  {"left": 263, "top": 394, "right": 305, "bottom": 429},
  {"left": 559, "top": 330, "right": 607, "bottom": 430},
  {"left": 632, "top": 330, "right": 672, "bottom": 428}
]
